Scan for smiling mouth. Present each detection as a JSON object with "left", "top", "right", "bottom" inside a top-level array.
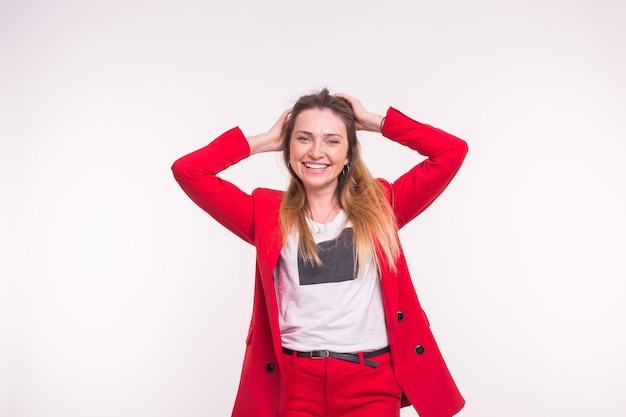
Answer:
[{"left": 303, "top": 162, "right": 329, "bottom": 170}]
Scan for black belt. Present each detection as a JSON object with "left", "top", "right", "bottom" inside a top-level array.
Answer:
[{"left": 282, "top": 346, "right": 390, "bottom": 368}]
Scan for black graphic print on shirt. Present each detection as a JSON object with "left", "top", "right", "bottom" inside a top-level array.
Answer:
[{"left": 298, "top": 228, "right": 357, "bottom": 285}]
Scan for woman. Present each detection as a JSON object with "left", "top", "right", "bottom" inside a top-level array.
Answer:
[{"left": 172, "top": 89, "right": 468, "bottom": 417}]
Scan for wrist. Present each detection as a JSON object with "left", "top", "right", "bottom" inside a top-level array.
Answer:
[
  {"left": 370, "top": 114, "right": 384, "bottom": 132},
  {"left": 247, "top": 132, "right": 275, "bottom": 155}
]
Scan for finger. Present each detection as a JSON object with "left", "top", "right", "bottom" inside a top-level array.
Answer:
[
  {"left": 334, "top": 93, "right": 366, "bottom": 113},
  {"left": 281, "top": 107, "right": 293, "bottom": 121},
  {"left": 333, "top": 92, "right": 356, "bottom": 104}
]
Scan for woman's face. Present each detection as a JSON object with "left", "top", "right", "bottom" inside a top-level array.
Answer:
[{"left": 289, "top": 108, "right": 349, "bottom": 197}]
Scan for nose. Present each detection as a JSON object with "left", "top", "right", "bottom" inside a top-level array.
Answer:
[{"left": 308, "top": 139, "right": 323, "bottom": 159}]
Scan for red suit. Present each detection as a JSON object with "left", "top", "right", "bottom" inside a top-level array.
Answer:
[{"left": 172, "top": 107, "right": 468, "bottom": 417}]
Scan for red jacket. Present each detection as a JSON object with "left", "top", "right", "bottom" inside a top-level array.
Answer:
[{"left": 172, "top": 107, "right": 468, "bottom": 417}]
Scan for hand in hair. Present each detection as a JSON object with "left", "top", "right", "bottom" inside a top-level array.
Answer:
[
  {"left": 333, "top": 93, "right": 385, "bottom": 133},
  {"left": 247, "top": 107, "right": 293, "bottom": 155}
]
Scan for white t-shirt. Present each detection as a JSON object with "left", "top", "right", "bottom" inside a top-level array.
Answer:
[{"left": 273, "top": 210, "right": 389, "bottom": 352}]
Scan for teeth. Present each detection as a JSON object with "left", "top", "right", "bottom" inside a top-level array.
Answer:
[{"left": 305, "top": 163, "right": 328, "bottom": 169}]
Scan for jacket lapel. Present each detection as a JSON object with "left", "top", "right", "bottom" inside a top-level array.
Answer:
[{"left": 255, "top": 197, "right": 284, "bottom": 355}]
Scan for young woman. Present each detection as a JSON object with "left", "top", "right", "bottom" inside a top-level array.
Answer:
[{"left": 172, "top": 89, "right": 468, "bottom": 417}]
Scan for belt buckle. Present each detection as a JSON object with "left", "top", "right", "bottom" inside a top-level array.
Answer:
[{"left": 310, "top": 350, "right": 330, "bottom": 359}]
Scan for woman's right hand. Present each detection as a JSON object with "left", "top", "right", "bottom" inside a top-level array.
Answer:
[{"left": 247, "top": 107, "right": 292, "bottom": 155}]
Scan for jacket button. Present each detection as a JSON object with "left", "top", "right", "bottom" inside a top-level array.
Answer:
[
  {"left": 414, "top": 344, "right": 425, "bottom": 355},
  {"left": 397, "top": 311, "right": 405, "bottom": 321},
  {"left": 266, "top": 363, "right": 275, "bottom": 373}
]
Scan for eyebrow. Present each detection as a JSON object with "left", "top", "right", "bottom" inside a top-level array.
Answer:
[{"left": 294, "top": 130, "right": 344, "bottom": 138}]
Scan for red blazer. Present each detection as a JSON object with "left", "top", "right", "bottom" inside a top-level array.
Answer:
[{"left": 172, "top": 107, "right": 468, "bottom": 417}]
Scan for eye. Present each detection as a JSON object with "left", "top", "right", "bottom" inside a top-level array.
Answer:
[
  {"left": 327, "top": 138, "right": 340, "bottom": 145},
  {"left": 297, "top": 136, "right": 310, "bottom": 142}
]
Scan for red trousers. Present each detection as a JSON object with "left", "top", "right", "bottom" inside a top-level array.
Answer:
[{"left": 281, "top": 350, "right": 402, "bottom": 417}]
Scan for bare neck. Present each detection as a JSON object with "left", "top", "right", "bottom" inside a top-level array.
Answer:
[{"left": 305, "top": 190, "right": 340, "bottom": 223}]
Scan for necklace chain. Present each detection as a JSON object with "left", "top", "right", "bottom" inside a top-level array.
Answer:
[{"left": 308, "top": 203, "right": 338, "bottom": 238}]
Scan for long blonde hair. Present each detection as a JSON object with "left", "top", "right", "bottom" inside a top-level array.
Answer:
[{"left": 279, "top": 89, "right": 400, "bottom": 272}]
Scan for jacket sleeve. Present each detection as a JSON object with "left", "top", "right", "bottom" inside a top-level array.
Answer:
[
  {"left": 171, "top": 127, "right": 255, "bottom": 244},
  {"left": 381, "top": 107, "right": 468, "bottom": 229}
]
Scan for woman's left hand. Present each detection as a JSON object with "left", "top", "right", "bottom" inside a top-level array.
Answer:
[{"left": 334, "top": 93, "right": 385, "bottom": 133}]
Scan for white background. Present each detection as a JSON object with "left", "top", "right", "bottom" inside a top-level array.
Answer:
[{"left": 2, "top": 1, "right": 625, "bottom": 416}]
